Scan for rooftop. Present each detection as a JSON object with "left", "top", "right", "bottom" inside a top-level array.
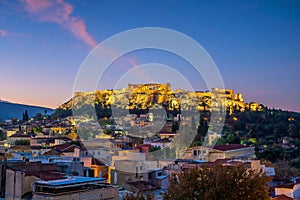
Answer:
[
  {"left": 152, "top": 138, "right": 171, "bottom": 143},
  {"left": 36, "top": 176, "right": 106, "bottom": 187},
  {"left": 52, "top": 144, "right": 80, "bottom": 152},
  {"left": 275, "top": 183, "right": 297, "bottom": 189},
  {"left": 25, "top": 171, "right": 65, "bottom": 181},
  {"left": 272, "top": 194, "right": 293, "bottom": 200},
  {"left": 158, "top": 132, "right": 177, "bottom": 135},
  {"left": 9, "top": 133, "right": 31, "bottom": 138},
  {"left": 212, "top": 144, "right": 252, "bottom": 151}
]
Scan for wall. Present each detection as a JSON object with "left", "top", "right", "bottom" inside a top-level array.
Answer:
[
  {"left": 32, "top": 186, "right": 118, "bottom": 200},
  {"left": 5, "top": 170, "right": 22, "bottom": 200},
  {"left": 293, "top": 184, "right": 300, "bottom": 198},
  {"left": 275, "top": 188, "right": 293, "bottom": 198}
]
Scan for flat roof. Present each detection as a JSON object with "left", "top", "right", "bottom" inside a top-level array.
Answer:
[
  {"left": 156, "top": 175, "right": 168, "bottom": 180},
  {"left": 147, "top": 168, "right": 163, "bottom": 171},
  {"left": 36, "top": 176, "right": 106, "bottom": 187},
  {"left": 192, "top": 160, "right": 207, "bottom": 163}
]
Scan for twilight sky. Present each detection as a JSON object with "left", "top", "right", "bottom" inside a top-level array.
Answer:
[{"left": 0, "top": 0, "right": 299, "bottom": 112}]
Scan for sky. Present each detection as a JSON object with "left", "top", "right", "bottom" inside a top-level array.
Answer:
[{"left": 0, "top": 0, "right": 299, "bottom": 112}]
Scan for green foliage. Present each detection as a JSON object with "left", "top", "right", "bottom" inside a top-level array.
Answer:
[
  {"left": 275, "top": 159, "right": 300, "bottom": 177},
  {"left": 219, "top": 109, "right": 300, "bottom": 174},
  {"left": 22, "top": 110, "right": 29, "bottom": 121},
  {"left": 95, "top": 104, "right": 112, "bottom": 118},
  {"left": 257, "top": 146, "right": 284, "bottom": 163},
  {"left": 33, "top": 126, "right": 42, "bottom": 134},
  {"left": 35, "top": 112, "right": 43, "bottom": 120},
  {"left": 149, "top": 146, "right": 161, "bottom": 152},
  {"left": 52, "top": 108, "right": 72, "bottom": 119},
  {"left": 191, "top": 116, "right": 208, "bottom": 147},
  {"left": 147, "top": 146, "right": 176, "bottom": 160},
  {"left": 164, "top": 165, "right": 270, "bottom": 200},
  {"left": 99, "top": 119, "right": 111, "bottom": 126},
  {"left": 171, "top": 122, "right": 179, "bottom": 132},
  {"left": 249, "top": 138, "right": 257, "bottom": 144},
  {"left": 77, "top": 126, "right": 98, "bottom": 140},
  {"left": 288, "top": 124, "right": 299, "bottom": 138},
  {"left": 103, "top": 129, "right": 112, "bottom": 134},
  {"left": 224, "top": 131, "right": 241, "bottom": 144},
  {"left": 257, "top": 146, "right": 300, "bottom": 176},
  {"left": 0, "top": 129, "right": 5, "bottom": 140}
]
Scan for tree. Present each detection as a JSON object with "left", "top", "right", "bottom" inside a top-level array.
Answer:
[
  {"left": 35, "top": 112, "right": 42, "bottom": 120},
  {"left": 172, "top": 121, "right": 179, "bottom": 132},
  {"left": 288, "top": 124, "right": 299, "bottom": 138},
  {"left": 52, "top": 107, "right": 72, "bottom": 119},
  {"left": 22, "top": 110, "right": 29, "bottom": 121},
  {"left": 164, "top": 165, "right": 270, "bottom": 200},
  {"left": 191, "top": 115, "right": 196, "bottom": 130},
  {"left": 33, "top": 126, "right": 42, "bottom": 134},
  {"left": 149, "top": 146, "right": 161, "bottom": 152},
  {"left": 191, "top": 117, "right": 208, "bottom": 146},
  {"left": 25, "top": 110, "right": 29, "bottom": 121},
  {"left": 224, "top": 132, "right": 241, "bottom": 144},
  {"left": 0, "top": 129, "right": 5, "bottom": 140}
]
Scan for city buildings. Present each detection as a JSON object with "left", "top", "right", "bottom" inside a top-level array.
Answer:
[
  {"left": 182, "top": 144, "right": 255, "bottom": 162},
  {"left": 0, "top": 84, "right": 297, "bottom": 199}
]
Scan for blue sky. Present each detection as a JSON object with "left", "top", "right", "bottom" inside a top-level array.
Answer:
[{"left": 0, "top": 0, "right": 299, "bottom": 111}]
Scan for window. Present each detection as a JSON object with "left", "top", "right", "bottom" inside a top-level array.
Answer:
[{"left": 193, "top": 150, "right": 197, "bottom": 156}]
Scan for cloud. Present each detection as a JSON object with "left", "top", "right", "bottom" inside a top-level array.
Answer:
[
  {"left": 20, "top": 0, "right": 97, "bottom": 48},
  {"left": 0, "top": 29, "right": 8, "bottom": 37}
]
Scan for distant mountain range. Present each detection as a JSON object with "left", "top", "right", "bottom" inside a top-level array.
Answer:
[{"left": 0, "top": 100, "right": 54, "bottom": 120}]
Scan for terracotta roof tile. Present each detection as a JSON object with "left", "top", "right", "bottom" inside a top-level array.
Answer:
[
  {"left": 9, "top": 133, "right": 31, "bottom": 138},
  {"left": 212, "top": 144, "right": 251, "bottom": 151},
  {"left": 52, "top": 144, "right": 80, "bottom": 152},
  {"left": 25, "top": 171, "right": 65, "bottom": 181},
  {"left": 271, "top": 194, "right": 293, "bottom": 200},
  {"left": 91, "top": 158, "right": 105, "bottom": 166}
]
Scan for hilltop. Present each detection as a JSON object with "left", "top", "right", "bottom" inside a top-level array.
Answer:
[
  {"left": 0, "top": 100, "right": 54, "bottom": 120},
  {"left": 53, "top": 83, "right": 264, "bottom": 119}
]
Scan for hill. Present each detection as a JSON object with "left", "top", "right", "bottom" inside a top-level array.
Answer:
[
  {"left": 0, "top": 100, "right": 54, "bottom": 120},
  {"left": 53, "top": 86, "right": 262, "bottom": 119}
]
